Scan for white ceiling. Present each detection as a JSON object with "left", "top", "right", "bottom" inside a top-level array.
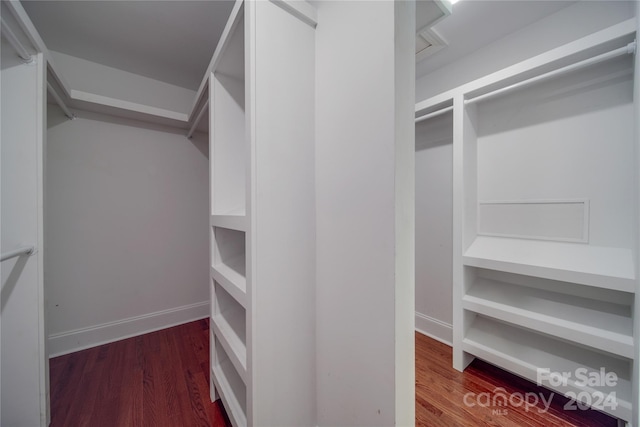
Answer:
[
  {"left": 23, "top": 0, "right": 235, "bottom": 90},
  {"left": 22, "top": 0, "right": 576, "bottom": 90},
  {"left": 416, "top": 0, "right": 576, "bottom": 78}
]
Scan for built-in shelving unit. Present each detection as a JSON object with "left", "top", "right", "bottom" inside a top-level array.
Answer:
[
  {"left": 463, "top": 316, "right": 633, "bottom": 421},
  {"left": 463, "top": 236, "right": 636, "bottom": 293},
  {"left": 209, "top": 4, "right": 248, "bottom": 423},
  {"left": 415, "top": 18, "right": 638, "bottom": 425},
  {"left": 463, "top": 274, "right": 634, "bottom": 358},
  {"left": 209, "top": 1, "right": 317, "bottom": 426}
]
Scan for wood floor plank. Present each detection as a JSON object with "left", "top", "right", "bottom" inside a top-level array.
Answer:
[
  {"left": 49, "top": 321, "right": 619, "bottom": 426},
  {"left": 415, "top": 332, "right": 618, "bottom": 427}
]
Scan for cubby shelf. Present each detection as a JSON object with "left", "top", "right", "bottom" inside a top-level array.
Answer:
[
  {"left": 463, "top": 316, "right": 632, "bottom": 421},
  {"left": 211, "top": 348, "right": 247, "bottom": 427},
  {"left": 211, "top": 312, "right": 247, "bottom": 383},
  {"left": 211, "top": 213, "right": 248, "bottom": 232},
  {"left": 463, "top": 278, "right": 634, "bottom": 358},
  {"left": 463, "top": 236, "right": 636, "bottom": 293},
  {"left": 211, "top": 261, "right": 247, "bottom": 308}
]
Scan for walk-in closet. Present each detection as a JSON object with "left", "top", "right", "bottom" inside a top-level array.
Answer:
[{"left": 1, "top": 0, "right": 639, "bottom": 426}]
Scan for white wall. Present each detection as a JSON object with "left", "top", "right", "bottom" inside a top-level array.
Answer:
[
  {"left": 45, "top": 107, "right": 209, "bottom": 356},
  {"left": 315, "top": 1, "right": 415, "bottom": 425},
  {"left": 476, "top": 59, "right": 635, "bottom": 250},
  {"left": 1, "top": 45, "right": 48, "bottom": 426},
  {"left": 416, "top": 0, "right": 636, "bottom": 102},
  {"left": 415, "top": 112, "right": 453, "bottom": 344},
  {"left": 51, "top": 51, "right": 196, "bottom": 114}
]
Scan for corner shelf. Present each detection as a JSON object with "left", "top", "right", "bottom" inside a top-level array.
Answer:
[
  {"left": 463, "top": 236, "right": 636, "bottom": 293},
  {"left": 212, "top": 337, "right": 247, "bottom": 427},
  {"left": 463, "top": 278, "right": 634, "bottom": 358},
  {"left": 463, "top": 316, "right": 632, "bottom": 421}
]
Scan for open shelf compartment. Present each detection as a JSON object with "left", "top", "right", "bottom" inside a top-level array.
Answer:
[
  {"left": 463, "top": 236, "right": 635, "bottom": 293},
  {"left": 463, "top": 271, "right": 634, "bottom": 358},
  {"left": 210, "top": 8, "right": 246, "bottom": 218},
  {"left": 463, "top": 315, "right": 632, "bottom": 422},
  {"left": 211, "top": 227, "right": 246, "bottom": 307},
  {"left": 212, "top": 281, "right": 247, "bottom": 382},
  {"left": 212, "top": 336, "right": 247, "bottom": 427}
]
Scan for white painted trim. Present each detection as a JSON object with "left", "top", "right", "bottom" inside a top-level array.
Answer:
[
  {"left": 477, "top": 198, "right": 590, "bottom": 244},
  {"left": 47, "top": 301, "right": 209, "bottom": 358},
  {"left": 269, "top": 0, "right": 318, "bottom": 28},
  {"left": 415, "top": 312, "right": 453, "bottom": 346},
  {"left": 35, "top": 52, "right": 49, "bottom": 427}
]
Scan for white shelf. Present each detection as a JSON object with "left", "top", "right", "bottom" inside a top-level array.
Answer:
[
  {"left": 212, "top": 309, "right": 247, "bottom": 383},
  {"left": 463, "top": 316, "right": 632, "bottom": 422},
  {"left": 211, "top": 355, "right": 247, "bottom": 427},
  {"left": 211, "top": 255, "right": 246, "bottom": 307},
  {"left": 211, "top": 212, "right": 247, "bottom": 232},
  {"left": 463, "top": 236, "right": 636, "bottom": 293},
  {"left": 463, "top": 278, "right": 634, "bottom": 358}
]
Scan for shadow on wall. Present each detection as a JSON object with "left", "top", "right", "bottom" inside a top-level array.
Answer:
[{"left": 1, "top": 256, "right": 29, "bottom": 312}]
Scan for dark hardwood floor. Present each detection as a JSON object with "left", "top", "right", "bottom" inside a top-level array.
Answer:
[
  {"left": 49, "top": 319, "right": 231, "bottom": 427},
  {"left": 49, "top": 321, "right": 618, "bottom": 426},
  {"left": 416, "top": 332, "right": 617, "bottom": 427}
]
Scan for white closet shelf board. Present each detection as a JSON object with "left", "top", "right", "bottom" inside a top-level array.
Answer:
[
  {"left": 211, "top": 313, "right": 247, "bottom": 383},
  {"left": 67, "top": 90, "right": 189, "bottom": 128},
  {"left": 211, "top": 358, "right": 247, "bottom": 427},
  {"left": 6, "top": 0, "right": 197, "bottom": 129},
  {"left": 463, "top": 317, "right": 632, "bottom": 422},
  {"left": 415, "top": 19, "right": 636, "bottom": 115},
  {"left": 463, "top": 237, "right": 636, "bottom": 293},
  {"left": 211, "top": 213, "right": 248, "bottom": 232},
  {"left": 463, "top": 278, "right": 634, "bottom": 358},
  {"left": 211, "top": 264, "right": 246, "bottom": 308}
]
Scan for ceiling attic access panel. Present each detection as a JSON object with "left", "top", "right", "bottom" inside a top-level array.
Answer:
[{"left": 211, "top": 9, "right": 246, "bottom": 218}]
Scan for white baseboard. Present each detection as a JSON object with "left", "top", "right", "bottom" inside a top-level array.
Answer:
[
  {"left": 48, "top": 301, "right": 209, "bottom": 358},
  {"left": 415, "top": 311, "right": 452, "bottom": 346}
]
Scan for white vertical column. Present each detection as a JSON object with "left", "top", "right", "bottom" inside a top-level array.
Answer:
[
  {"left": 632, "top": 4, "right": 640, "bottom": 426},
  {"left": 452, "top": 95, "right": 477, "bottom": 372},
  {"left": 315, "top": 1, "right": 415, "bottom": 425},
  {"left": 250, "top": 1, "right": 317, "bottom": 425},
  {"left": 1, "top": 46, "right": 48, "bottom": 426}
]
